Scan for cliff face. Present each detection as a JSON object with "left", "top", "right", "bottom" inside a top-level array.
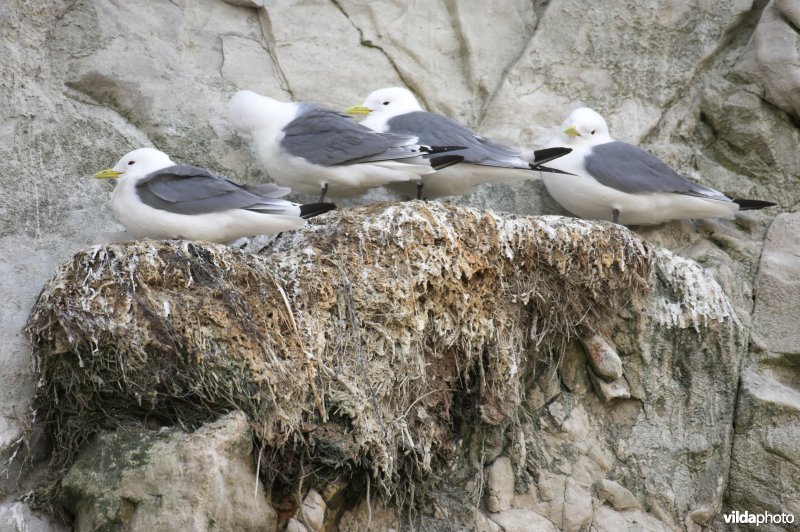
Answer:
[
  {"left": 1, "top": 0, "right": 798, "bottom": 530},
  {"left": 27, "top": 203, "right": 741, "bottom": 530}
]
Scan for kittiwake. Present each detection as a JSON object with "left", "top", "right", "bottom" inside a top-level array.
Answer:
[
  {"left": 228, "top": 90, "right": 465, "bottom": 202},
  {"left": 345, "top": 86, "right": 572, "bottom": 199},
  {"left": 94, "top": 147, "right": 335, "bottom": 243},
  {"left": 541, "top": 107, "right": 776, "bottom": 225}
]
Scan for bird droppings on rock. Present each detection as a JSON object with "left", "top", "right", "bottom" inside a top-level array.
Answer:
[
  {"left": 26, "top": 202, "right": 654, "bottom": 515},
  {"left": 649, "top": 248, "right": 737, "bottom": 331}
]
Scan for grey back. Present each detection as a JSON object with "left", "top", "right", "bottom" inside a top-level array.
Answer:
[
  {"left": 136, "top": 165, "right": 294, "bottom": 215},
  {"left": 585, "top": 142, "right": 730, "bottom": 200}
]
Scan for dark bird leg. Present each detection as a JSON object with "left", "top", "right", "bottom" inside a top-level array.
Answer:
[
  {"left": 318, "top": 183, "right": 329, "bottom": 203},
  {"left": 416, "top": 182, "right": 424, "bottom": 200},
  {"left": 612, "top": 208, "right": 620, "bottom": 224}
]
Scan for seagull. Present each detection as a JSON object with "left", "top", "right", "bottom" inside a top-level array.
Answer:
[
  {"left": 541, "top": 107, "right": 776, "bottom": 225},
  {"left": 228, "top": 90, "right": 465, "bottom": 202},
  {"left": 345, "top": 86, "right": 572, "bottom": 199},
  {"left": 94, "top": 147, "right": 336, "bottom": 243}
]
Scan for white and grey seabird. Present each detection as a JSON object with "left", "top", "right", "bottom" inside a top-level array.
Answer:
[
  {"left": 228, "top": 90, "right": 464, "bottom": 202},
  {"left": 541, "top": 107, "right": 776, "bottom": 225},
  {"left": 346, "top": 86, "right": 571, "bottom": 199},
  {"left": 94, "top": 147, "right": 335, "bottom": 242}
]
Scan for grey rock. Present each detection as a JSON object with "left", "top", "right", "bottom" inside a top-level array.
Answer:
[
  {"left": 298, "top": 489, "right": 326, "bottom": 531},
  {"left": 61, "top": 411, "right": 276, "bottom": 531},
  {"left": 724, "top": 213, "right": 800, "bottom": 527},
  {"left": 562, "top": 478, "right": 593, "bottom": 531},
  {"left": 490, "top": 508, "right": 558, "bottom": 532},
  {"left": 592, "top": 505, "right": 629, "bottom": 532},
  {"left": 736, "top": 0, "right": 800, "bottom": 120},
  {"left": 0, "top": 502, "right": 68, "bottom": 532},
  {"left": 594, "top": 479, "right": 639, "bottom": 510},
  {"left": 473, "top": 508, "right": 504, "bottom": 532},
  {"left": 521, "top": 245, "right": 745, "bottom": 531},
  {"left": 284, "top": 518, "right": 308, "bottom": 532},
  {"left": 486, "top": 456, "right": 515, "bottom": 513},
  {"left": 581, "top": 332, "right": 623, "bottom": 381},
  {"left": 2, "top": 0, "right": 799, "bottom": 528},
  {"left": 480, "top": 0, "right": 755, "bottom": 149},
  {"left": 587, "top": 366, "right": 631, "bottom": 402},
  {"left": 0, "top": 0, "right": 272, "bottom": 461},
  {"left": 257, "top": 2, "right": 402, "bottom": 107},
  {"left": 725, "top": 371, "right": 800, "bottom": 529},
  {"left": 751, "top": 213, "right": 800, "bottom": 356}
]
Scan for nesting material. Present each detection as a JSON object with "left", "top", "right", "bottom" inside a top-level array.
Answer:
[{"left": 27, "top": 202, "right": 653, "bottom": 501}]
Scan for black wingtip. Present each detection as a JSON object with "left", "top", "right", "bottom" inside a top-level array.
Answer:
[
  {"left": 531, "top": 147, "right": 572, "bottom": 164},
  {"left": 733, "top": 199, "right": 778, "bottom": 211},
  {"left": 300, "top": 202, "right": 337, "bottom": 219},
  {"left": 429, "top": 155, "right": 464, "bottom": 171},
  {"left": 422, "top": 145, "right": 468, "bottom": 154},
  {"left": 530, "top": 164, "right": 576, "bottom": 176}
]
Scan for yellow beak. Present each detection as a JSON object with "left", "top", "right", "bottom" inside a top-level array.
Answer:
[
  {"left": 94, "top": 168, "right": 122, "bottom": 179},
  {"left": 564, "top": 125, "right": 581, "bottom": 138},
  {"left": 344, "top": 105, "right": 372, "bottom": 116}
]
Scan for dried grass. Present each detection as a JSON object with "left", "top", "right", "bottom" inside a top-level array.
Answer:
[{"left": 26, "top": 202, "right": 653, "bottom": 508}]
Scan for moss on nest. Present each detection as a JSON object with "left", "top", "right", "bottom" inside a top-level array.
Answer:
[{"left": 26, "top": 202, "right": 654, "bottom": 508}]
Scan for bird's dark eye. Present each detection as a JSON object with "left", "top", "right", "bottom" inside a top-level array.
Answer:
[
  {"left": 127, "top": 160, "right": 135, "bottom": 165},
  {"left": 382, "top": 101, "right": 390, "bottom": 106},
  {"left": 590, "top": 130, "right": 596, "bottom": 135}
]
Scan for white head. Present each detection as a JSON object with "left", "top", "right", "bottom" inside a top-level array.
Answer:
[
  {"left": 228, "top": 89, "right": 291, "bottom": 138},
  {"left": 94, "top": 148, "right": 174, "bottom": 181},
  {"left": 557, "top": 107, "right": 612, "bottom": 146},
  {"left": 345, "top": 87, "right": 423, "bottom": 129}
]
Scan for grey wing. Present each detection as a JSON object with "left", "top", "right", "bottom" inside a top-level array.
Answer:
[
  {"left": 241, "top": 182, "right": 292, "bottom": 198},
  {"left": 137, "top": 165, "right": 296, "bottom": 215},
  {"left": 280, "top": 105, "right": 423, "bottom": 166},
  {"left": 585, "top": 142, "right": 731, "bottom": 200},
  {"left": 388, "top": 111, "right": 527, "bottom": 168}
]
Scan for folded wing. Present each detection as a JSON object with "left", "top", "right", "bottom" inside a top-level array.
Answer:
[
  {"left": 136, "top": 165, "right": 299, "bottom": 215},
  {"left": 280, "top": 105, "right": 429, "bottom": 167},
  {"left": 585, "top": 142, "right": 730, "bottom": 201}
]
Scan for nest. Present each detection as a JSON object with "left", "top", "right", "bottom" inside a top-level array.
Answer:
[{"left": 26, "top": 202, "right": 653, "bottom": 507}]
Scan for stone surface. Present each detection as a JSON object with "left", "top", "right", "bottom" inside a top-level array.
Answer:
[
  {"left": 0, "top": 502, "right": 68, "bottom": 532},
  {"left": 1, "top": 0, "right": 272, "bottom": 470},
  {"left": 473, "top": 507, "right": 503, "bottom": 532},
  {"left": 297, "top": 489, "right": 326, "bottom": 531},
  {"left": 736, "top": 0, "right": 800, "bottom": 121},
  {"left": 581, "top": 333, "right": 623, "bottom": 381},
  {"left": 512, "top": 246, "right": 746, "bottom": 531},
  {"left": 489, "top": 508, "right": 558, "bottom": 532},
  {"left": 29, "top": 203, "right": 654, "bottom": 519},
  {"left": 725, "top": 371, "right": 800, "bottom": 530},
  {"left": 587, "top": 367, "right": 632, "bottom": 402},
  {"left": 19, "top": 201, "right": 773, "bottom": 529},
  {"left": 2, "top": 0, "right": 798, "bottom": 528},
  {"left": 724, "top": 212, "right": 800, "bottom": 528},
  {"left": 284, "top": 518, "right": 308, "bottom": 532},
  {"left": 562, "top": 478, "right": 593, "bottom": 531},
  {"left": 594, "top": 479, "right": 639, "bottom": 511},
  {"left": 751, "top": 213, "right": 800, "bottom": 356},
  {"left": 486, "top": 456, "right": 515, "bottom": 513},
  {"left": 61, "top": 411, "right": 276, "bottom": 531}
]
